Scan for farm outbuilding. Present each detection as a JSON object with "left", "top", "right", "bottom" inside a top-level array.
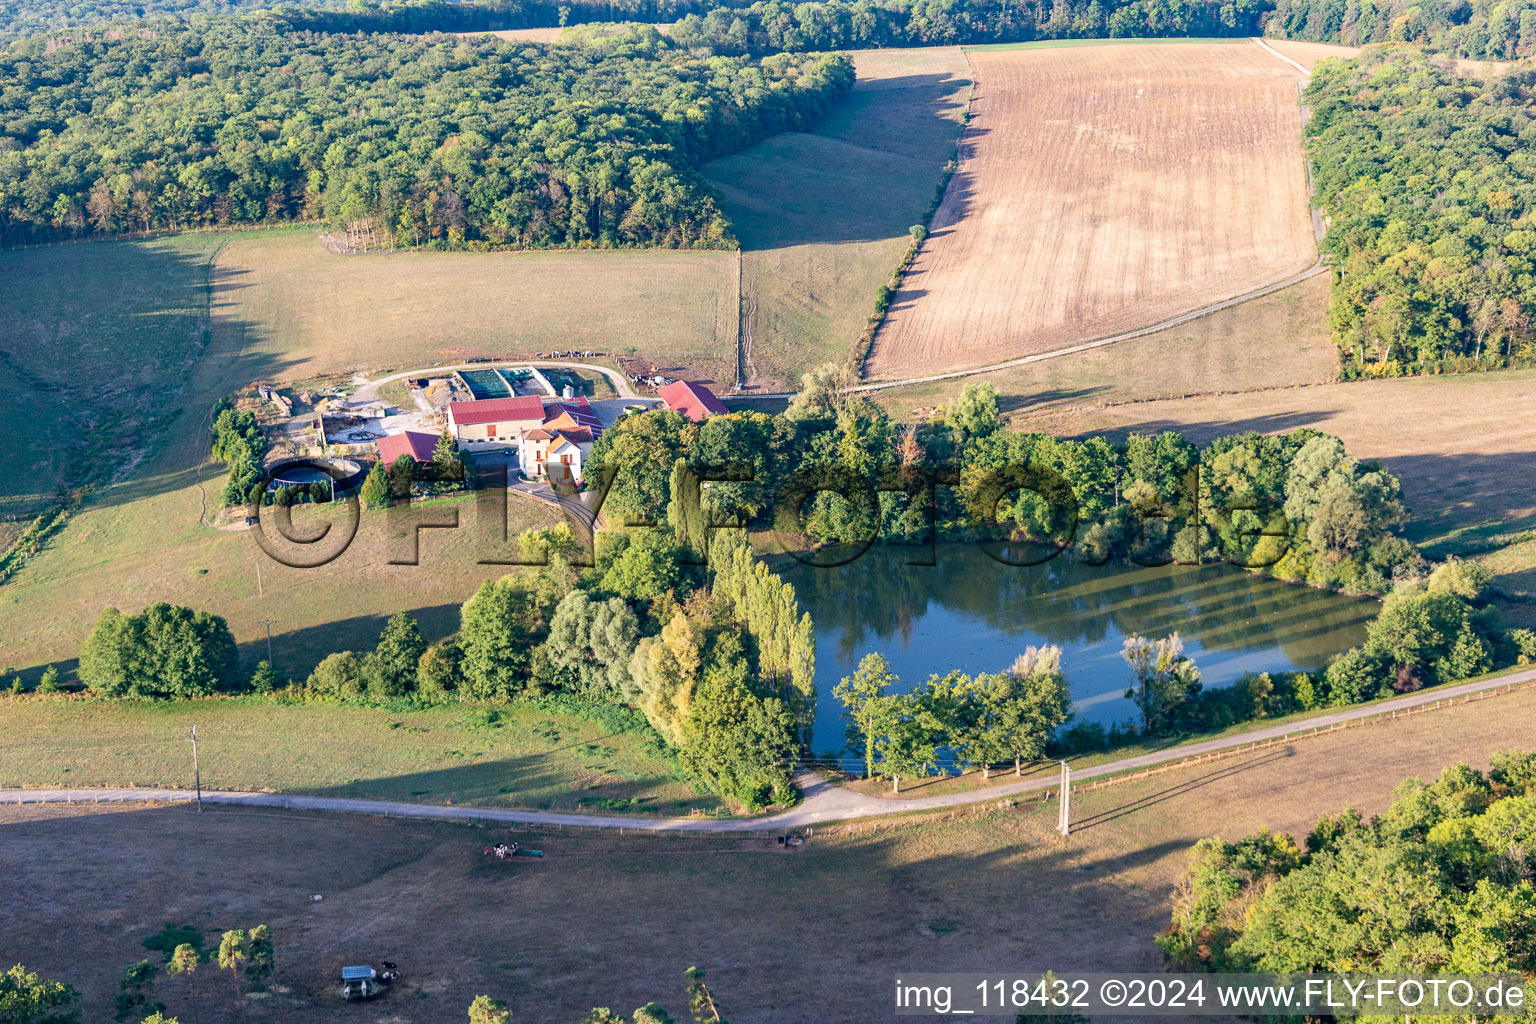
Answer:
[
  {"left": 448, "top": 396, "right": 545, "bottom": 445},
  {"left": 375, "top": 430, "right": 439, "bottom": 466},
  {"left": 657, "top": 380, "right": 728, "bottom": 422}
]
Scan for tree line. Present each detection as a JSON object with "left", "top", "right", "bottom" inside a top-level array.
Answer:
[
  {"left": 0, "top": 0, "right": 755, "bottom": 40},
  {"left": 5, "top": 0, "right": 1525, "bottom": 53},
  {"left": 666, "top": 0, "right": 1269, "bottom": 54},
  {"left": 4, "top": 944, "right": 734, "bottom": 1024},
  {"left": 1061, "top": 557, "right": 1532, "bottom": 749},
  {"left": 834, "top": 646, "right": 1072, "bottom": 791},
  {"left": 297, "top": 524, "right": 812, "bottom": 809},
  {"left": 1271, "top": 0, "right": 1536, "bottom": 58},
  {"left": 585, "top": 379, "right": 1418, "bottom": 596},
  {"left": 1306, "top": 46, "right": 1536, "bottom": 375},
  {"left": 64, "top": 521, "right": 808, "bottom": 808},
  {"left": 0, "top": 21, "right": 853, "bottom": 248},
  {"left": 828, "top": 553, "right": 1529, "bottom": 772},
  {"left": 1160, "top": 752, "right": 1536, "bottom": 978}
]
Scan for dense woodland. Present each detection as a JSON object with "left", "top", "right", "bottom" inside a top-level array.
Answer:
[
  {"left": 1307, "top": 47, "right": 1536, "bottom": 372},
  {"left": 587, "top": 379, "right": 1418, "bottom": 595},
  {"left": 7, "top": 0, "right": 1533, "bottom": 55},
  {"left": 1271, "top": 0, "right": 1536, "bottom": 57},
  {"left": 1162, "top": 754, "right": 1536, "bottom": 978},
  {"left": 0, "top": 22, "right": 852, "bottom": 247},
  {"left": 0, "top": 0, "right": 749, "bottom": 39}
]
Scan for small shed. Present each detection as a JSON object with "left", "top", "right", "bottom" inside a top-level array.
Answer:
[{"left": 341, "top": 965, "right": 378, "bottom": 1000}]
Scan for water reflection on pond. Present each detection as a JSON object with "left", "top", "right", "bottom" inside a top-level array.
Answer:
[{"left": 782, "top": 544, "right": 1378, "bottom": 750}]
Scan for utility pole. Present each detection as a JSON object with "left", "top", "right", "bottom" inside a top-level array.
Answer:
[
  {"left": 257, "top": 618, "right": 275, "bottom": 669},
  {"left": 1057, "top": 760, "right": 1071, "bottom": 837},
  {"left": 189, "top": 725, "right": 202, "bottom": 813}
]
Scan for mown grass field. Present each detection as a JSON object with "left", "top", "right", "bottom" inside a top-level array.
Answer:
[
  {"left": 705, "top": 46, "right": 973, "bottom": 387},
  {"left": 0, "top": 696, "right": 712, "bottom": 814},
  {"left": 0, "top": 485, "right": 564, "bottom": 682},
  {"left": 212, "top": 230, "right": 739, "bottom": 385},
  {"left": 0, "top": 234, "right": 227, "bottom": 519},
  {"left": 6, "top": 683, "right": 1536, "bottom": 1023}
]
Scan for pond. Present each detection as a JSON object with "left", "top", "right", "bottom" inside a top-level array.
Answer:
[{"left": 782, "top": 544, "right": 1378, "bottom": 752}]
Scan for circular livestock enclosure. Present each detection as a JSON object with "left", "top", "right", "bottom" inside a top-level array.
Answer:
[{"left": 268, "top": 457, "right": 366, "bottom": 491}]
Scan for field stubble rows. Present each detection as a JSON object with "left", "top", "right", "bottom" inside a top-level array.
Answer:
[{"left": 868, "top": 40, "right": 1317, "bottom": 378}]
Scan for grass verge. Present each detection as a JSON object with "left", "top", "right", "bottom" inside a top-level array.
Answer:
[{"left": 0, "top": 694, "right": 717, "bottom": 815}]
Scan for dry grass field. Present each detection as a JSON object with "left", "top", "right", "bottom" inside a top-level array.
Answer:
[
  {"left": 213, "top": 231, "right": 740, "bottom": 386},
  {"left": 6, "top": 685, "right": 1536, "bottom": 1023},
  {"left": 875, "top": 272, "right": 1337, "bottom": 419},
  {"left": 705, "top": 47, "right": 973, "bottom": 387},
  {"left": 866, "top": 40, "right": 1316, "bottom": 379}
]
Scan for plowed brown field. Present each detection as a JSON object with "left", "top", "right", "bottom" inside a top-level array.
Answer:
[{"left": 867, "top": 41, "right": 1317, "bottom": 379}]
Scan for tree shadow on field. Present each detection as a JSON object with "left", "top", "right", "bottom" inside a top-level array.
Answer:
[
  {"left": 920, "top": 146, "right": 982, "bottom": 235},
  {"left": 298, "top": 752, "right": 712, "bottom": 816},
  {"left": 81, "top": 263, "right": 301, "bottom": 515},
  {"left": 1074, "top": 408, "right": 1343, "bottom": 444},
  {"left": 706, "top": 72, "right": 976, "bottom": 250},
  {"left": 238, "top": 604, "right": 465, "bottom": 681},
  {"left": 999, "top": 386, "right": 1110, "bottom": 414},
  {"left": 0, "top": 243, "right": 285, "bottom": 515},
  {"left": 4, "top": 244, "right": 302, "bottom": 543},
  {"left": 1378, "top": 451, "right": 1536, "bottom": 549},
  {"left": 1071, "top": 748, "right": 1297, "bottom": 833}
]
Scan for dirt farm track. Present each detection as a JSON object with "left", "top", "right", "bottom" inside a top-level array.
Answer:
[{"left": 867, "top": 40, "right": 1317, "bottom": 379}]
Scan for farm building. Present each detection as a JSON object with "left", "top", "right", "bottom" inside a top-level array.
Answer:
[
  {"left": 542, "top": 397, "right": 604, "bottom": 437},
  {"left": 375, "top": 430, "right": 439, "bottom": 466},
  {"left": 448, "top": 396, "right": 545, "bottom": 445},
  {"left": 657, "top": 380, "right": 727, "bottom": 422},
  {"left": 517, "top": 398, "right": 604, "bottom": 484},
  {"left": 518, "top": 427, "right": 594, "bottom": 484}
]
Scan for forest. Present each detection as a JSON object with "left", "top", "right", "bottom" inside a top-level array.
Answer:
[
  {"left": 667, "top": 0, "right": 1270, "bottom": 54},
  {"left": 6, "top": 0, "right": 1531, "bottom": 55},
  {"left": 1270, "top": 0, "right": 1536, "bottom": 58},
  {"left": 0, "top": 0, "right": 751, "bottom": 39},
  {"left": 0, "top": 22, "right": 852, "bottom": 247},
  {"left": 1306, "top": 47, "right": 1536, "bottom": 373}
]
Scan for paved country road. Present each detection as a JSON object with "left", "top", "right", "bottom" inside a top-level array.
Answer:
[{"left": 7, "top": 667, "right": 1532, "bottom": 832}]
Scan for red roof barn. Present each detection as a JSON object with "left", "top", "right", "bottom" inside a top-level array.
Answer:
[
  {"left": 447, "top": 396, "right": 545, "bottom": 427},
  {"left": 658, "top": 380, "right": 728, "bottom": 423},
  {"left": 376, "top": 430, "right": 440, "bottom": 465},
  {"left": 448, "top": 396, "right": 547, "bottom": 443}
]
